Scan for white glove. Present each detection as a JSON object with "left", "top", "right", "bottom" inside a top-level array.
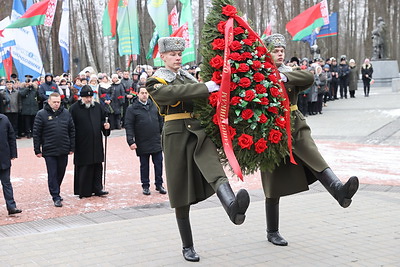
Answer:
[
  {"left": 205, "top": 81, "right": 220, "bottom": 92},
  {"left": 280, "top": 73, "right": 288, "bottom": 82}
]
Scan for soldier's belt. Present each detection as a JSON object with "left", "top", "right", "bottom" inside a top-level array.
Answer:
[
  {"left": 290, "top": 105, "right": 298, "bottom": 111},
  {"left": 164, "top": 113, "right": 199, "bottom": 121}
]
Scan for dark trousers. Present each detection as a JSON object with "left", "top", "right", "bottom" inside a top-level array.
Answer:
[
  {"left": 330, "top": 79, "right": 339, "bottom": 99},
  {"left": 23, "top": 115, "right": 35, "bottom": 137},
  {"left": 5, "top": 113, "right": 18, "bottom": 137},
  {"left": 317, "top": 93, "right": 324, "bottom": 113},
  {"left": 44, "top": 155, "right": 68, "bottom": 201},
  {"left": 109, "top": 113, "right": 122, "bottom": 130},
  {"left": 297, "top": 94, "right": 308, "bottom": 116},
  {"left": 363, "top": 80, "right": 371, "bottom": 96},
  {"left": 339, "top": 77, "right": 348, "bottom": 98},
  {"left": 0, "top": 168, "right": 17, "bottom": 211},
  {"left": 139, "top": 151, "right": 163, "bottom": 189},
  {"left": 74, "top": 163, "right": 103, "bottom": 197}
]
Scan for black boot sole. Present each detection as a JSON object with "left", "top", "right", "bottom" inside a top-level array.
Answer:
[
  {"left": 232, "top": 189, "right": 250, "bottom": 225},
  {"left": 339, "top": 176, "right": 359, "bottom": 208}
]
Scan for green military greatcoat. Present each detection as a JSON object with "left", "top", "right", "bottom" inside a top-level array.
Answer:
[
  {"left": 261, "top": 70, "right": 329, "bottom": 198},
  {"left": 146, "top": 68, "right": 227, "bottom": 208}
]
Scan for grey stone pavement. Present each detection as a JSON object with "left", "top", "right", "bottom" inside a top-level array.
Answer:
[{"left": 1, "top": 86, "right": 400, "bottom": 266}]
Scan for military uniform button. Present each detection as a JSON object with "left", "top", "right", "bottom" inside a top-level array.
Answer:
[{"left": 188, "top": 125, "right": 191, "bottom": 128}]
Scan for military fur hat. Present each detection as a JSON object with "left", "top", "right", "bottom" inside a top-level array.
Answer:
[
  {"left": 263, "top": 34, "right": 286, "bottom": 48},
  {"left": 158, "top": 37, "right": 185, "bottom": 53}
]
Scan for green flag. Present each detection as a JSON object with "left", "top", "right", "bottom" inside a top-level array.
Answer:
[
  {"left": 179, "top": 0, "right": 196, "bottom": 64},
  {"left": 117, "top": 0, "right": 140, "bottom": 55},
  {"left": 147, "top": 0, "right": 170, "bottom": 37}
]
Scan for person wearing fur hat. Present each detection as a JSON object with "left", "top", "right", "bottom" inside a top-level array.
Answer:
[
  {"left": 146, "top": 36, "right": 250, "bottom": 262},
  {"left": 69, "top": 85, "right": 110, "bottom": 199},
  {"left": 261, "top": 33, "right": 359, "bottom": 247}
]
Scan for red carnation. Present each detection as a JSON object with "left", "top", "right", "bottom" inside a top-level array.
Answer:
[
  {"left": 212, "top": 71, "right": 222, "bottom": 84},
  {"left": 241, "top": 52, "right": 252, "bottom": 59},
  {"left": 258, "top": 113, "right": 268, "bottom": 124},
  {"left": 237, "top": 63, "right": 250, "bottom": 73},
  {"left": 229, "top": 40, "right": 242, "bottom": 51},
  {"left": 259, "top": 97, "right": 269, "bottom": 105},
  {"left": 213, "top": 113, "right": 219, "bottom": 125},
  {"left": 208, "top": 92, "right": 219, "bottom": 107},
  {"left": 243, "top": 90, "right": 255, "bottom": 102},
  {"left": 268, "top": 106, "right": 278, "bottom": 114},
  {"left": 217, "top": 21, "right": 226, "bottom": 34},
  {"left": 231, "top": 67, "right": 238, "bottom": 74},
  {"left": 251, "top": 60, "right": 262, "bottom": 70},
  {"left": 256, "top": 46, "right": 267, "bottom": 56},
  {"left": 247, "top": 32, "right": 258, "bottom": 42},
  {"left": 233, "top": 27, "right": 245, "bottom": 35},
  {"left": 238, "top": 77, "right": 251, "bottom": 88},
  {"left": 222, "top": 5, "right": 237, "bottom": 17},
  {"left": 254, "top": 138, "right": 268, "bottom": 153},
  {"left": 73, "top": 95, "right": 79, "bottom": 100},
  {"left": 210, "top": 55, "right": 224, "bottom": 69},
  {"left": 253, "top": 72, "right": 265, "bottom": 82},
  {"left": 242, "top": 39, "right": 253, "bottom": 46},
  {"left": 230, "top": 82, "right": 238, "bottom": 91},
  {"left": 212, "top": 38, "right": 225, "bottom": 50},
  {"left": 255, "top": 84, "right": 267, "bottom": 94},
  {"left": 60, "top": 95, "right": 65, "bottom": 99},
  {"left": 264, "top": 61, "right": 274, "bottom": 69},
  {"left": 268, "top": 74, "right": 278, "bottom": 84},
  {"left": 270, "top": 86, "right": 281, "bottom": 97},
  {"left": 238, "top": 133, "right": 254, "bottom": 149},
  {"left": 241, "top": 109, "right": 254, "bottom": 120},
  {"left": 275, "top": 116, "right": 286, "bottom": 129},
  {"left": 230, "top": 96, "right": 241, "bottom": 105},
  {"left": 229, "top": 52, "right": 242, "bottom": 61},
  {"left": 268, "top": 129, "right": 283, "bottom": 144},
  {"left": 100, "top": 94, "right": 106, "bottom": 98},
  {"left": 117, "top": 95, "right": 124, "bottom": 99},
  {"left": 228, "top": 126, "right": 237, "bottom": 140}
]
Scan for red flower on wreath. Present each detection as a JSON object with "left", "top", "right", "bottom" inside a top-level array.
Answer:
[
  {"left": 268, "top": 106, "right": 278, "bottom": 114},
  {"left": 229, "top": 52, "right": 242, "bottom": 61},
  {"left": 231, "top": 67, "right": 238, "bottom": 74},
  {"left": 230, "top": 96, "right": 241, "bottom": 105},
  {"left": 247, "top": 32, "right": 258, "bottom": 42},
  {"left": 270, "top": 86, "right": 281, "bottom": 97},
  {"left": 212, "top": 113, "right": 219, "bottom": 125},
  {"left": 233, "top": 27, "right": 245, "bottom": 35},
  {"left": 259, "top": 97, "right": 269, "bottom": 105},
  {"left": 230, "top": 82, "right": 238, "bottom": 91},
  {"left": 268, "top": 129, "right": 283, "bottom": 144},
  {"left": 212, "top": 38, "right": 225, "bottom": 50},
  {"left": 251, "top": 60, "right": 262, "bottom": 70},
  {"left": 212, "top": 71, "right": 222, "bottom": 84},
  {"left": 222, "top": 5, "right": 237, "bottom": 17},
  {"left": 229, "top": 40, "right": 242, "bottom": 51},
  {"left": 264, "top": 61, "right": 274, "bottom": 69},
  {"left": 241, "top": 109, "right": 254, "bottom": 120},
  {"left": 275, "top": 116, "right": 286, "bottom": 129},
  {"left": 256, "top": 46, "right": 267, "bottom": 57},
  {"left": 228, "top": 126, "right": 237, "bottom": 140},
  {"left": 255, "top": 84, "right": 267, "bottom": 94},
  {"left": 237, "top": 63, "right": 250, "bottom": 72},
  {"left": 238, "top": 134, "right": 253, "bottom": 149},
  {"left": 243, "top": 90, "right": 255, "bottom": 102},
  {"left": 238, "top": 77, "right": 251, "bottom": 88},
  {"left": 258, "top": 113, "right": 268, "bottom": 124},
  {"left": 217, "top": 21, "right": 226, "bottom": 34},
  {"left": 268, "top": 74, "right": 278, "bottom": 84},
  {"left": 253, "top": 72, "right": 265, "bottom": 82},
  {"left": 242, "top": 39, "right": 253, "bottom": 46},
  {"left": 208, "top": 92, "right": 219, "bottom": 107},
  {"left": 210, "top": 55, "right": 224, "bottom": 69},
  {"left": 254, "top": 138, "right": 268, "bottom": 153},
  {"left": 241, "top": 52, "right": 252, "bottom": 59}
]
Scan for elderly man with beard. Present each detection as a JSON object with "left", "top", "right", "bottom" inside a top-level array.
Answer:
[{"left": 69, "top": 85, "right": 110, "bottom": 198}]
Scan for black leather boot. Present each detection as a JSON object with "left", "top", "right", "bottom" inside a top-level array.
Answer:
[
  {"left": 216, "top": 182, "right": 250, "bottom": 225},
  {"left": 317, "top": 168, "right": 359, "bottom": 208},
  {"left": 176, "top": 218, "right": 200, "bottom": 262},
  {"left": 266, "top": 198, "right": 288, "bottom": 246}
]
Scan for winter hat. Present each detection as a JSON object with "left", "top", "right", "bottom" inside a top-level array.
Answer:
[
  {"left": 263, "top": 33, "right": 286, "bottom": 48},
  {"left": 111, "top": 73, "right": 119, "bottom": 80},
  {"left": 80, "top": 85, "right": 94, "bottom": 97},
  {"left": 90, "top": 74, "right": 98, "bottom": 81},
  {"left": 323, "top": 64, "right": 330, "bottom": 69},
  {"left": 349, "top": 59, "right": 355, "bottom": 64},
  {"left": 158, "top": 37, "right": 185, "bottom": 53}
]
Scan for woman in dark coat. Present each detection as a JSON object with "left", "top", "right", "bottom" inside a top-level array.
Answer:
[{"left": 361, "top": 58, "right": 373, "bottom": 97}]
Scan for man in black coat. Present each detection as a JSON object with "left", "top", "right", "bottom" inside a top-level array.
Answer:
[
  {"left": 125, "top": 87, "right": 166, "bottom": 196},
  {"left": 33, "top": 92, "right": 75, "bottom": 207},
  {"left": 0, "top": 113, "right": 22, "bottom": 215},
  {"left": 69, "top": 85, "right": 110, "bottom": 198}
]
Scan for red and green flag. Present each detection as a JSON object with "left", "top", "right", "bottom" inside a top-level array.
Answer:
[
  {"left": 6, "top": 0, "right": 57, "bottom": 29},
  {"left": 286, "top": 0, "right": 329, "bottom": 41},
  {"left": 102, "top": 0, "right": 120, "bottom": 38}
]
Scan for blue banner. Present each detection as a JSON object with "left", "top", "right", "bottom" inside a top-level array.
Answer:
[{"left": 317, "top": 12, "right": 338, "bottom": 38}]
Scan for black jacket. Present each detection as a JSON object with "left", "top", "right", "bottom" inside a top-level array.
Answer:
[
  {"left": 0, "top": 114, "right": 17, "bottom": 170},
  {"left": 33, "top": 103, "right": 75, "bottom": 157},
  {"left": 125, "top": 97, "right": 163, "bottom": 156},
  {"left": 69, "top": 100, "right": 110, "bottom": 166},
  {"left": 19, "top": 85, "right": 39, "bottom": 116}
]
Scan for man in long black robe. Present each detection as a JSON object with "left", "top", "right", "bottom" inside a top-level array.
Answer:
[{"left": 69, "top": 85, "right": 110, "bottom": 198}]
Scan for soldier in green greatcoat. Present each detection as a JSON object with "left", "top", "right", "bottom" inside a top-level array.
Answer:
[
  {"left": 261, "top": 34, "right": 359, "bottom": 246},
  {"left": 146, "top": 37, "right": 250, "bottom": 262}
]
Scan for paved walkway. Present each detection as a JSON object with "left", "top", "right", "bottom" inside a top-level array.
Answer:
[{"left": 0, "top": 86, "right": 399, "bottom": 266}]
